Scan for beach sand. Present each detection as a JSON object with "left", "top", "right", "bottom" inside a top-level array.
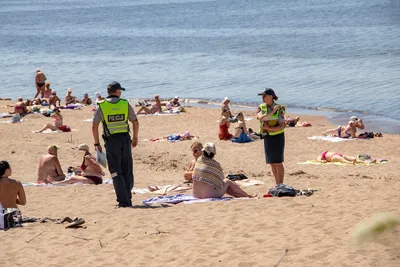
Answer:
[{"left": 0, "top": 100, "right": 399, "bottom": 267}]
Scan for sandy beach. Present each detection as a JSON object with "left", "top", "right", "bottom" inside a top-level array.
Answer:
[{"left": 0, "top": 100, "right": 399, "bottom": 267}]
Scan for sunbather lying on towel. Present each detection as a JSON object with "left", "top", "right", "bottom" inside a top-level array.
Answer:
[
  {"left": 183, "top": 142, "right": 203, "bottom": 182},
  {"left": 317, "top": 151, "right": 376, "bottom": 165},
  {"left": 192, "top": 142, "right": 255, "bottom": 199},
  {"left": 150, "top": 131, "right": 199, "bottom": 142}
]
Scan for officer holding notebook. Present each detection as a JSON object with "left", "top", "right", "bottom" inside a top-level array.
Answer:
[
  {"left": 256, "top": 88, "right": 286, "bottom": 185},
  {"left": 92, "top": 81, "right": 139, "bottom": 208}
]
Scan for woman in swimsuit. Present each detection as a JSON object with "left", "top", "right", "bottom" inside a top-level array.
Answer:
[
  {"left": 49, "top": 144, "right": 104, "bottom": 185},
  {"left": 317, "top": 151, "right": 376, "bottom": 165},
  {"left": 219, "top": 109, "right": 233, "bottom": 140},
  {"left": 34, "top": 68, "right": 47, "bottom": 99},
  {"left": 34, "top": 107, "right": 63, "bottom": 133},
  {"left": 322, "top": 122, "right": 353, "bottom": 138},
  {"left": 183, "top": 142, "right": 203, "bottom": 182},
  {"left": 136, "top": 95, "right": 162, "bottom": 115}
]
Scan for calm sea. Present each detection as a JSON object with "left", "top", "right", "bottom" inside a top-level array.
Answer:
[{"left": 1, "top": 0, "right": 399, "bottom": 133}]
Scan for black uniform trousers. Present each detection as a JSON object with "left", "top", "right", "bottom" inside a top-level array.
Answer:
[{"left": 105, "top": 133, "right": 133, "bottom": 207}]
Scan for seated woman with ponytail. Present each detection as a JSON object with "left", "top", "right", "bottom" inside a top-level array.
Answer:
[{"left": 0, "top": 161, "right": 27, "bottom": 209}]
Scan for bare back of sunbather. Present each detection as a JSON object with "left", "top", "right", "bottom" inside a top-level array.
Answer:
[{"left": 37, "top": 154, "right": 65, "bottom": 183}]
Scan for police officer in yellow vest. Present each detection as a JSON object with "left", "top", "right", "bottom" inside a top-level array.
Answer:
[
  {"left": 92, "top": 81, "right": 139, "bottom": 208},
  {"left": 256, "top": 88, "right": 285, "bottom": 185}
]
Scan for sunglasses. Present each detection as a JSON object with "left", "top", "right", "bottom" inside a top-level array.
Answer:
[{"left": 192, "top": 149, "right": 199, "bottom": 153}]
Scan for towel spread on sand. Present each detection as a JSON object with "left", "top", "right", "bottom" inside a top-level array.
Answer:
[
  {"left": 297, "top": 160, "right": 388, "bottom": 166},
  {"left": 142, "top": 194, "right": 234, "bottom": 205},
  {"left": 137, "top": 111, "right": 181, "bottom": 116},
  {"left": 23, "top": 179, "right": 113, "bottom": 186},
  {"left": 192, "top": 156, "right": 224, "bottom": 191},
  {"left": 32, "top": 129, "right": 78, "bottom": 134},
  {"left": 308, "top": 136, "right": 357, "bottom": 142}
]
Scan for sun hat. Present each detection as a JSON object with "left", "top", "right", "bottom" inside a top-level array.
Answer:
[
  {"left": 222, "top": 97, "right": 229, "bottom": 104},
  {"left": 202, "top": 142, "right": 216, "bottom": 154},
  {"left": 95, "top": 92, "right": 101, "bottom": 97},
  {"left": 78, "top": 143, "right": 89, "bottom": 151},
  {"left": 52, "top": 90, "right": 57, "bottom": 94},
  {"left": 350, "top": 116, "right": 359, "bottom": 122},
  {"left": 258, "top": 88, "right": 278, "bottom": 100},
  {"left": 67, "top": 88, "right": 72, "bottom": 93},
  {"left": 108, "top": 81, "right": 125, "bottom": 91},
  {"left": 174, "top": 96, "right": 179, "bottom": 100}
]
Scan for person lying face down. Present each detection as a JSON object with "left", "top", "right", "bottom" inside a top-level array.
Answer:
[
  {"left": 317, "top": 151, "right": 376, "bottom": 165},
  {"left": 0, "top": 161, "right": 27, "bottom": 209},
  {"left": 192, "top": 142, "right": 255, "bottom": 199}
]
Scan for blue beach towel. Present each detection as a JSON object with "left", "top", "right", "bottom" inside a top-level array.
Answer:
[
  {"left": 231, "top": 131, "right": 253, "bottom": 143},
  {"left": 142, "top": 194, "right": 233, "bottom": 205}
]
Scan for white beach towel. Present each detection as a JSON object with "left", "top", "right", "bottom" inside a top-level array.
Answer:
[{"left": 308, "top": 136, "right": 357, "bottom": 143}]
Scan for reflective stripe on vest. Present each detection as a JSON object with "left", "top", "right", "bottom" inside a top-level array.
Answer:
[
  {"left": 259, "top": 103, "right": 285, "bottom": 136},
  {"left": 98, "top": 99, "right": 129, "bottom": 135}
]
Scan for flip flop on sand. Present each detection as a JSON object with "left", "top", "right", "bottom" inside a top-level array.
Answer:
[{"left": 65, "top": 218, "right": 85, "bottom": 229}]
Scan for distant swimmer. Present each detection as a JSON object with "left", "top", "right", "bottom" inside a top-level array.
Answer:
[{"left": 34, "top": 68, "right": 47, "bottom": 99}]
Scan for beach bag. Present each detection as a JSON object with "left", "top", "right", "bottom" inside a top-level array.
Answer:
[
  {"left": 96, "top": 148, "right": 107, "bottom": 168},
  {"left": 358, "top": 132, "right": 374, "bottom": 139},
  {"left": 1, "top": 208, "right": 20, "bottom": 229},
  {"left": 226, "top": 173, "right": 248, "bottom": 181},
  {"left": 59, "top": 125, "right": 71, "bottom": 132},
  {"left": 268, "top": 184, "right": 297, "bottom": 197}
]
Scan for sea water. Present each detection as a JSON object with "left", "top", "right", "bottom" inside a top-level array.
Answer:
[{"left": 1, "top": 0, "right": 399, "bottom": 132}]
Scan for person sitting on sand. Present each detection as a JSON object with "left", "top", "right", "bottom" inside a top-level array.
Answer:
[
  {"left": 37, "top": 145, "right": 66, "bottom": 183},
  {"left": 81, "top": 93, "right": 93, "bottom": 105},
  {"left": 322, "top": 116, "right": 365, "bottom": 138},
  {"left": 42, "top": 82, "right": 53, "bottom": 99},
  {"left": 0, "top": 161, "right": 27, "bottom": 209},
  {"left": 34, "top": 107, "right": 63, "bottom": 133},
  {"left": 317, "top": 151, "right": 376, "bottom": 165},
  {"left": 184, "top": 142, "right": 203, "bottom": 182},
  {"left": 165, "top": 96, "right": 183, "bottom": 112},
  {"left": 136, "top": 95, "right": 162, "bottom": 115},
  {"left": 9, "top": 97, "right": 29, "bottom": 116},
  {"left": 65, "top": 88, "right": 78, "bottom": 105},
  {"left": 95, "top": 92, "right": 104, "bottom": 104},
  {"left": 47, "top": 144, "right": 104, "bottom": 185},
  {"left": 48, "top": 90, "right": 61, "bottom": 109},
  {"left": 219, "top": 109, "right": 233, "bottom": 140},
  {"left": 192, "top": 143, "right": 255, "bottom": 199},
  {"left": 150, "top": 131, "right": 199, "bottom": 142},
  {"left": 285, "top": 116, "right": 300, "bottom": 127},
  {"left": 233, "top": 112, "right": 256, "bottom": 140}
]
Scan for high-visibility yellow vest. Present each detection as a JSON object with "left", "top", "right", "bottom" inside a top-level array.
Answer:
[
  {"left": 98, "top": 99, "right": 129, "bottom": 135},
  {"left": 259, "top": 103, "right": 285, "bottom": 136}
]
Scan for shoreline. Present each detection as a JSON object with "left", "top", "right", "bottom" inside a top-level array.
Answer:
[{"left": 1, "top": 97, "right": 399, "bottom": 134}]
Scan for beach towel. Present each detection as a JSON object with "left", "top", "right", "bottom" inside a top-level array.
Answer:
[
  {"left": 142, "top": 194, "right": 233, "bottom": 205},
  {"left": 308, "top": 136, "right": 357, "bottom": 143},
  {"left": 22, "top": 179, "right": 113, "bottom": 187},
  {"left": 137, "top": 112, "right": 181, "bottom": 116},
  {"left": 192, "top": 156, "right": 224, "bottom": 191},
  {"left": 82, "top": 119, "right": 93, "bottom": 122},
  {"left": 231, "top": 132, "right": 253, "bottom": 143},
  {"left": 235, "top": 179, "right": 264, "bottom": 187}
]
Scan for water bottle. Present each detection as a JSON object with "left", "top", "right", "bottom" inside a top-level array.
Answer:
[{"left": 0, "top": 202, "right": 4, "bottom": 230}]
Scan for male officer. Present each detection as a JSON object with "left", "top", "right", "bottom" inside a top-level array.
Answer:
[{"left": 92, "top": 81, "right": 139, "bottom": 207}]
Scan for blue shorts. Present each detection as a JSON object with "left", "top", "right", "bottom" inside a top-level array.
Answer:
[{"left": 263, "top": 132, "right": 285, "bottom": 164}]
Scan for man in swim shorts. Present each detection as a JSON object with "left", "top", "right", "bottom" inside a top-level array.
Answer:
[
  {"left": 34, "top": 68, "right": 47, "bottom": 99},
  {"left": 37, "top": 145, "right": 66, "bottom": 183}
]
